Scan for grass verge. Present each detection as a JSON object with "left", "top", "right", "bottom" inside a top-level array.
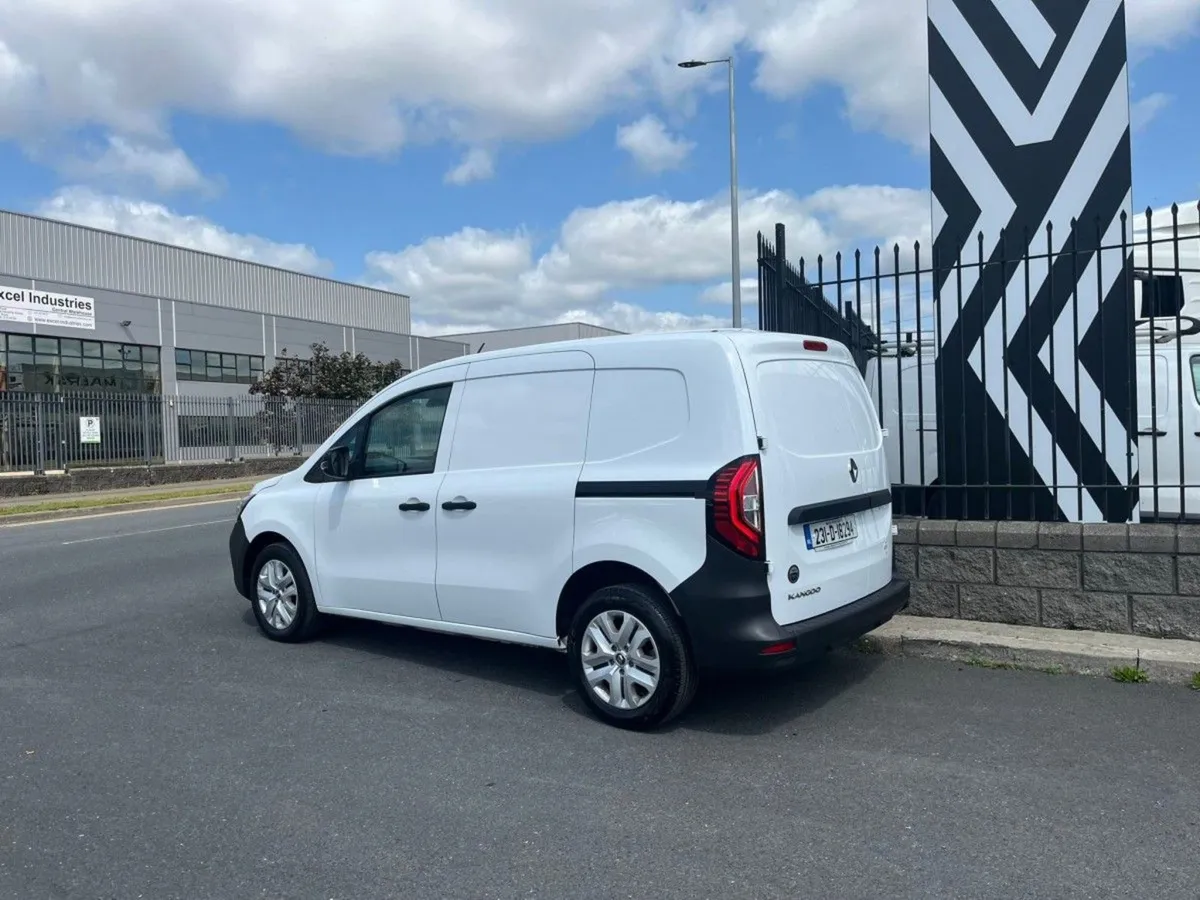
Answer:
[{"left": 0, "top": 482, "right": 257, "bottom": 518}]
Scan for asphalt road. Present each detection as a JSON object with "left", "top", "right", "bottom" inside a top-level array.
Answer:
[{"left": 1, "top": 503, "right": 1198, "bottom": 900}]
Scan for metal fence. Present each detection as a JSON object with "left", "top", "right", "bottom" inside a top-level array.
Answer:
[
  {"left": 757, "top": 223, "right": 878, "bottom": 374},
  {"left": 0, "top": 391, "right": 360, "bottom": 473},
  {"left": 758, "top": 203, "right": 1200, "bottom": 524}
]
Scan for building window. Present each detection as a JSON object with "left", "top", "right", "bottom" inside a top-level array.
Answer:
[
  {"left": 0, "top": 332, "right": 160, "bottom": 393},
  {"left": 275, "top": 356, "right": 314, "bottom": 382},
  {"left": 175, "top": 348, "right": 264, "bottom": 384}
]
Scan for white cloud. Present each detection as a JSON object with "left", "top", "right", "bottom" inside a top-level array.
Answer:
[
  {"left": 367, "top": 183, "right": 929, "bottom": 333},
  {"left": 1131, "top": 92, "right": 1172, "bottom": 131},
  {"left": 700, "top": 278, "right": 759, "bottom": 306},
  {"left": 744, "top": 0, "right": 1199, "bottom": 150},
  {"left": 616, "top": 115, "right": 695, "bottom": 172},
  {"left": 1126, "top": 0, "right": 1200, "bottom": 49},
  {"left": 444, "top": 148, "right": 495, "bottom": 185},
  {"left": 0, "top": 0, "right": 1189, "bottom": 161},
  {"left": 0, "top": 0, "right": 709, "bottom": 156},
  {"left": 58, "top": 135, "right": 217, "bottom": 195},
  {"left": 35, "top": 186, "right": 331, "bottom": 274}
]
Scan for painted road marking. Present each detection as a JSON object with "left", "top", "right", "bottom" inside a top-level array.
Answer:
[{"left": 60, "top": 518, "right": 231, "bottom": 545}]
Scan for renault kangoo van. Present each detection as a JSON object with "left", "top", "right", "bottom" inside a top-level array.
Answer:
[{"left": 229, "top": 330, "right": 909, "bottom": 729}]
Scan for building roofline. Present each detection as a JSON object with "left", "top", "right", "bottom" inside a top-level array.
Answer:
[
  {"left": 0, "top": 207, "right": 410, "bottom": 303},
  {"left": 436, "top": 320, "right": 626, "bottom": 338}
]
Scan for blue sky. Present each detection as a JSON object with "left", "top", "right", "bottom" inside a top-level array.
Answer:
[{"left": 0, "top": 0, "right": 1196, "bottom": 335}]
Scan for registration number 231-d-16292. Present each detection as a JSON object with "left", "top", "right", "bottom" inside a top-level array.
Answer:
[{"left": 803, "top": 515, "right": 858, "bottom": 551}]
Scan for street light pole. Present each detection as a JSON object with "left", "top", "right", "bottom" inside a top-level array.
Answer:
[
  {"left": 726, "top": 57, "right": 741, "bottom": 329},
  {"left": 679, "top": 56, "right": 742, "bottom": 328}
]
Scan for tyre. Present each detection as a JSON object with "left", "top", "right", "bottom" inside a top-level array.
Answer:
[
  {"left": 249, "top": 541, "right": 325, "bottom": 643},
  {"left": 567, "top": 583, "right": 698, "bottom": 730}
]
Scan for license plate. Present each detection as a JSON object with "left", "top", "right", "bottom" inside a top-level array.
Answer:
[{"left": 804, "top": 515, "right": 858, "bottom": 551}]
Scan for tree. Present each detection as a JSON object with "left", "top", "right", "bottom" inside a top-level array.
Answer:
[
  {"left": 249, "top": 341, "right": 409, "bottom": 402},
  {"left": 248, "top": 342, "right": 409, "bottom": 455}
]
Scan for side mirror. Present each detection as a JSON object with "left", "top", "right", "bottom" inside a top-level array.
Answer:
[{"left": 320, "top": 445, "right": 351, "bottom": 480}]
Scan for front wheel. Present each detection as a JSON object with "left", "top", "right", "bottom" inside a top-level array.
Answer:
[
  {"left": 249, "top": 542, "right": 324, "bottom": 642},
  {"left": 567, "top": 583, "right": 697, "bottom": 730}
]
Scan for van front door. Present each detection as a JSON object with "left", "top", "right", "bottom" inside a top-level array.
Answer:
[{"left": 314, "top": 382, "right": 457, "bottom": 622}]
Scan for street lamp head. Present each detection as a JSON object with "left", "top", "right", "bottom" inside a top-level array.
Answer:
[{"left": 677, "top": 60, "right": 707, "bottom": 68}]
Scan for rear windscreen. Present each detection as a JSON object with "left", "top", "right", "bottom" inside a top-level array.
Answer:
[{"left": 755, "top": 359, "right": 881, "bottom": 456}]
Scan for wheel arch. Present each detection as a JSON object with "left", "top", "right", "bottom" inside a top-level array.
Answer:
[
  {"left": 555, "top": 561, "right": 679, "bottom": 640},
  {"left": 243, "top": 530, "right": 296, "bottom": 595}
]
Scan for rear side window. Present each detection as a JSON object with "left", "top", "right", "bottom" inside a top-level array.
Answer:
[
  {"left": 585, "top": 368, "right": 689, "bottom": 462},
  {"left": 448, "top": 370, "right": 593, "bottom": 470},
  {"left": 756, "top": 359, "right": 879, "bottom": 456}
]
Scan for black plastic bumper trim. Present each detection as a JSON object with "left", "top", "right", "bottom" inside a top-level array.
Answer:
[
  {"left": 575, "top": 480, "right": 708, "bottom": 499},
  {"left": 229, "top": 516, "right": 251, "bottom": 600},
  {"left": 788, "top": 488, "right": 892, "bottom": 526}
]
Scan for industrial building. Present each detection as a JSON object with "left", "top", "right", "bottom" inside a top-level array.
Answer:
[
  {"left": 0, "top": 209, "right": 627, "bottom": 472},
  {"left": 0, "top": 209, "right": 471, "bottom": 399}
]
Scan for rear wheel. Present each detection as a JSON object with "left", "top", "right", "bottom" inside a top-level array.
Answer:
[
  {"left": 250, "top": 542, "right": 324, "bottom": 642},
  {"left": 567, "top": 583, "right": 697, "bottom": 730}
]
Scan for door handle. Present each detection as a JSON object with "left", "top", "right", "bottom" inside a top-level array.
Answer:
[
  {"left": 398, "top": 499, "right": 430, "bottom": 512},
  {"left": 1139, "top": 429, "right": 1167, "bottom": 437},
  {"left": 442, "top": 497, "right": 477, "bottom": 511}
]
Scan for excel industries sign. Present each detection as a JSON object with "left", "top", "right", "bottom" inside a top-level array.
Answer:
[{"left": 0, "top": 287, "right": 96, "bottom": 330}]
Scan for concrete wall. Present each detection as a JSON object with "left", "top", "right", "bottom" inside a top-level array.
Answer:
[
  {"left": 1, "top": 271, "right": 470, "bottom": 398},
  {"left": 896, "top": 519, "right": 1200, "bottom": 642}
]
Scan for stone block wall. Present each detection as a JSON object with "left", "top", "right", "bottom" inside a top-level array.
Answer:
[{"left": 895, "top": 519, "right": 1200, "bottom": 641}]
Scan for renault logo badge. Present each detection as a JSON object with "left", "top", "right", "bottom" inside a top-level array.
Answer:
[{"left": 849, "top": 458, "right": 859, "bottom": 483}]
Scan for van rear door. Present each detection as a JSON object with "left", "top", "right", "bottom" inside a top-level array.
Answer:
[{"left": 734, "top": 337, "right": 893, "bottom": 627}]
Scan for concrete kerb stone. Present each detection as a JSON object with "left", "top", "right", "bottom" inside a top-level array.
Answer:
[{"left": 860, "top": 615, "right": 1200, "bottom": 686}]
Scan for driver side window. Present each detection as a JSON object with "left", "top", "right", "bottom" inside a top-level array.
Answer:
[{"left": 360, "top": 384, "right": 453, "bottom": 478}]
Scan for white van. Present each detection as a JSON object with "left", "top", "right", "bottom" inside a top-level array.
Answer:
[{"left": 228, "top": 329, "right": 909, "bottom": 729}]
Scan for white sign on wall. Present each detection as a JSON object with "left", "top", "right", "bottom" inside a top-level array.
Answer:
[
  {"left": 80, "top": 416, "right": 102, "bottom": 444},
  {"left": 0, "top": 287, "right": 96, "bottom": 330}
]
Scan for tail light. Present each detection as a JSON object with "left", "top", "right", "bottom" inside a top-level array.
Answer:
[{"left": 709, "top": 455, "right": 764, "bottom": 559}]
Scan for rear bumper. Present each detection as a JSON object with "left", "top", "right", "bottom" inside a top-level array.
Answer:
[
  {"left": 230, "top": 516, "right": 251, "bottom": 600},
  {"left": 669, "top": 536, "right": 909, "bottom": 671},
  {"left": 758, "top": 577, "right": 910, "bottom": 669}
]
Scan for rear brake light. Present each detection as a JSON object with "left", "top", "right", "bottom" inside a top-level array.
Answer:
[
  {"left": 709, "top": 455, "right": 764, "bottom": 559},
  {"left": 760, "top": 640, "right": 796, "bottom": 656},
  {"left": 803, "top": 339, "right": 827, "bottom": 351}
]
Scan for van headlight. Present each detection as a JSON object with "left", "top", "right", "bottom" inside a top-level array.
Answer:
[{"left": 236, "top": 491, "right": 257, "bottom": 517}]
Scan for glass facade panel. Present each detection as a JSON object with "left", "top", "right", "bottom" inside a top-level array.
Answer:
[
  {"left": 174, "top": 346, "right": 264, "bottom": 385},
  {"left": 0, "top": 331, "right": 161, "bottom": 394}
]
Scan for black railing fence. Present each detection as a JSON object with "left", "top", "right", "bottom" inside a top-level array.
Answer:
[
  {"left": 0, "top": 392, "right": 359, "bottom": 473},
  {"left": 758, "top": 223, "right": 879, "bottom": 374},
  {"left": 758, "top": 203, "right": 1200, "bottom": 524}
]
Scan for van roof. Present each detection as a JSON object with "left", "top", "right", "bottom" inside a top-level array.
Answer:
[{"left": 413, "top": 328, "right": 856, "bottom": 375}]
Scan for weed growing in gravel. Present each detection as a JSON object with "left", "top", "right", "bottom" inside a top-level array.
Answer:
[
  {"left": 1189, "top": 671, "right": 1200, "bottom": 691},
  {"left": 1110, "top": 665, "right": 1149, "bottom": 684},
  {"left": 965, "top": 656, "right": 1019, "bottom": 671}
]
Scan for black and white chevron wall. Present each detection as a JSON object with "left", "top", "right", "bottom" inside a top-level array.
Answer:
[{"left": 928, "top": 0, "right": 1137, "bottom": 522}]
